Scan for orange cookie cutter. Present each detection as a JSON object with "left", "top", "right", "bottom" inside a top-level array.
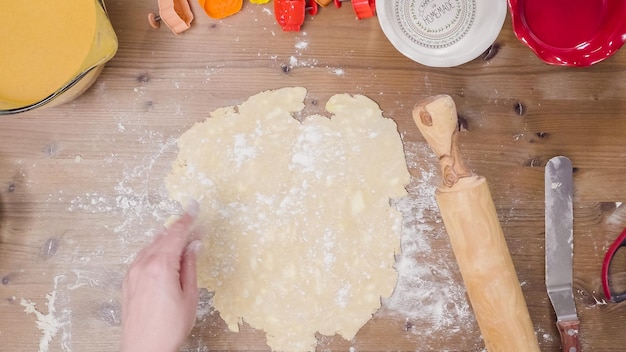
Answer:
[
  {"left": 199, "top": 0, "right": 243, "bottom": 19},
  {"left": 333, "top": 0, "right": 375, "bottom": 19},
  {"left": 274, "top": 0, "right": 318, "bottom": 31},
  {"left": 148, "top": 0, "right": 194, "bottom": 34}
]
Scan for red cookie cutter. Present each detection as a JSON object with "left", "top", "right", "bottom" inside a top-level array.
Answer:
[
  {"left": 148, "top": 0, "right": 194, "bottom": 34},
  {"left": 274, "top": 0, "right": 319, "bottom": 31},
  {"left": 333, "top": 0, "right": 375, "bottom": 19}
]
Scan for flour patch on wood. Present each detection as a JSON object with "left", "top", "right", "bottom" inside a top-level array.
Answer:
[
  {"left": 295, "top": 40, "right": 308, "bottom": 50},
  {"left": 380, "top": 140, "right": 481, "bottom": 348},
  {"left": 20, "top": 275, "right": 72, "bottom": 352},
  {"left": 66, "top": 131, "right": 180, "bottom": 262},
  {"left": 384, "top": 143, "right": 476, "bottom": 344}
]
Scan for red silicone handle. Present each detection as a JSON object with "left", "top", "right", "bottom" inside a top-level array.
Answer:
[{"left": 602, "top": 227, "right": 626, "bottom": 302}]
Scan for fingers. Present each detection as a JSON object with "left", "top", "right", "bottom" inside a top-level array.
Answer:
[
  {"left": 145, "top": 200, "right": 200, "bottom": 260},
  {"left": 180, "top": 240, "right": 201, "bottom": 300},
  {"left": 163, "top": 200, "right": 199, "bottom": 248},
  {"left": 127, "top": 200, "right": 202, "bottom": 294},
  {"left": 167, "top": 200, "right": 199, "bottom": 241}
]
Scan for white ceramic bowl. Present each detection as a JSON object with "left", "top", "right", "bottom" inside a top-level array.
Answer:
[{"left": 377, "top": 0, "right": 507, "bottom": 67}]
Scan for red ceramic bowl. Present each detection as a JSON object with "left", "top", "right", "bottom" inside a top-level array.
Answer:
[{"left": 508, "top": 0, "right": 626, "bottom": 66}]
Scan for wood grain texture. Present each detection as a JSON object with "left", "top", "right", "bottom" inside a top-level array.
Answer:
[{"left": 2, "top": 0, "right": 626, "bottom": 351}]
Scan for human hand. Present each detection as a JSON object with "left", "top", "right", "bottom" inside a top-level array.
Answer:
[{"left": 120, "top": 201, "right": 201, "bottom": 352}]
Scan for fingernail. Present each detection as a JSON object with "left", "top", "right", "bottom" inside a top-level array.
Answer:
[
  {"left": 186, "top": 199, "right": 199, "bottom": 218},
  {"left": 186, "top": 240, "right": 202, "bottom": 255}
]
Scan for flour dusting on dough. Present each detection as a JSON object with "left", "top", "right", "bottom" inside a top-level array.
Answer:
[{"left": 166, "top": 87, "right": 411, "bottom": 351}]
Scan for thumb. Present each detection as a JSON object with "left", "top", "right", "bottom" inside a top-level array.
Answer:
[{"left": 181, "top": 240, "right": 201, "bottom": 299}]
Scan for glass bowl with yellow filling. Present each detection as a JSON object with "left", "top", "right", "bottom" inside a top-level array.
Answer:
[{"left": 0, "top": 0, "right": 118, "bottom": 115}]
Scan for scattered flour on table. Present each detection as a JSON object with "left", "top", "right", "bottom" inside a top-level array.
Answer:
[
  {"left": 110, "top": 136, "right": 180, "bottom": 246},
  {"left": 295, "top": 40, "right": 308, "bottom": 50},
  {"left": 284, "top": 32, "right": 346, "bottom": 76},
  {"left": 331, "top": 68, "right": 345, "bottom": 76},
  {"left": 67, "top": 131, "right": 180, "bottom": 262},
  {"left": 20, "top": 275, "right": 72, "bottom": 352},
  {"left": 25, "top": 126, "right": 190, "bottom": 351},
  {"left": 383, "top": 141, "right": 476, "bottom": 344}
]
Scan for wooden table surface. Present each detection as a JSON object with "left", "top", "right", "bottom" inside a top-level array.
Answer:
[{"left": 3, "top": 1, "right": 626, "bottom": 351}]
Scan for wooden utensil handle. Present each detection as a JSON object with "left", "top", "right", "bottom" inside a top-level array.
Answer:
[
  {"left": 413, "top": 95, "right": 540, "bottom": 351},
  {"left": 557, "top": 320, "right": 581, "bottom": 352},
  {"left": 413, "top": 95, "right": 472, "bottom": 188}
]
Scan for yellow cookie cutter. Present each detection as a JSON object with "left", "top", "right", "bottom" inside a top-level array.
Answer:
[{"left": 148, "top": 0, "right": 194, "bottom": 34}]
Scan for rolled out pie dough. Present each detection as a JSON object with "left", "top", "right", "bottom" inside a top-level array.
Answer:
[{"left": 165, "top": 87, "right": 411, "bottom": 351}]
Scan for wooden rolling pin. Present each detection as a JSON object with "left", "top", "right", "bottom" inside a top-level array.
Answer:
[{"left": 413, "top": 95, "right": 540, "bottom": 351}]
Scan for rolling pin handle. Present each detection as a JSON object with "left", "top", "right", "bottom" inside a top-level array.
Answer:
[
  {"left": 440, "top": 156, "right": 459, "bottom": 187},
  {"left": 414, "top": 95, "right": 541, "bottom": 351},
  {"left": 412, "top": 95, "right": 472, "bottom": 189},
  {"left": 419, "top": 109, "right": 433, "bottom": 126}
]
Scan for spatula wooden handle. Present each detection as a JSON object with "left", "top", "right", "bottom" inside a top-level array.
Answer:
[
  {"left": 413, "top": 95, "right": 540, "bottom": 351},
  {"left": 557, "top": 320, "right": 581, "bottom": 352}
]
